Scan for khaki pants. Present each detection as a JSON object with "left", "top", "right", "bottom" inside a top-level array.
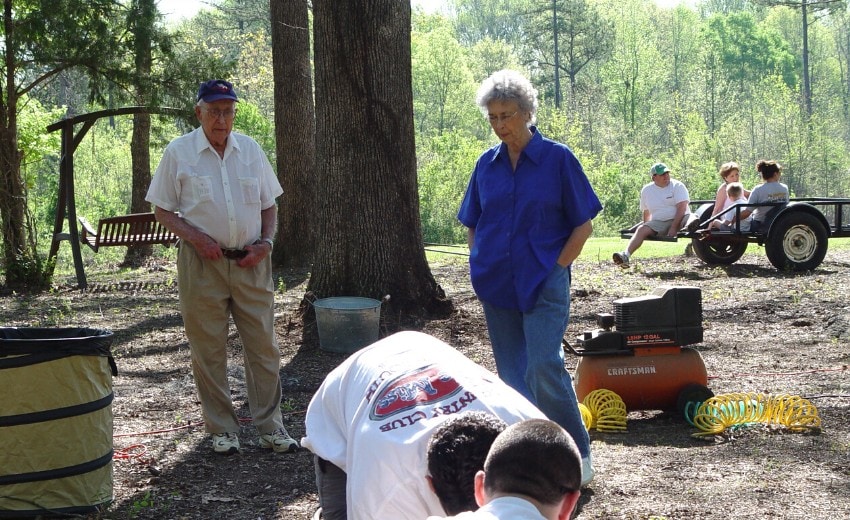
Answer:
[{"left": 177, "top": 243, "right": 283, "bottom": 435}]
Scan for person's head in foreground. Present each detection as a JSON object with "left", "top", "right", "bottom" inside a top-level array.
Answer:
[
  {"left": 475, "top": 419, "right": 581, "bottom": 520},
  {"left": 427, "top": 411, "right": 508, "bottom": 515}
]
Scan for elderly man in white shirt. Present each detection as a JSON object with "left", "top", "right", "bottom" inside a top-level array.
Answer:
[{"left": 146, "top": 79, "right": 297, "bottom": 455}]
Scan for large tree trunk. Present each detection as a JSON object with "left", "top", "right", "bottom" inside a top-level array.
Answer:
[
  {"left": 309, "top": 0, "right": 448, "bottom": 318},
  {"left": 123, "top": 111, "right": 154, "bottom": 265},
  {"left": 0, "top": 123, "right": 27, "bottom": 284},
  {"left": 270, "top": 0, "right": 316, "bottom": 268},
  {"left": 123, "top": 0, "right": 155, "bottom": 266},
  {"left": 1, "top": 1, "right": 33, "bottom": 288}
]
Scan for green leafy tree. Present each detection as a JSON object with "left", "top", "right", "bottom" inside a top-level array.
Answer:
[
  {"left": 523, "top": 0, "right": 614, "bottom": 110},
  {"left": 452, "top": 0, "right": 530, "bottom": 47},
  {"left": 466, "top": 36, "right": 523, "bottom": 82},
  {"left": 0, "top": 0, "right": 134, "bottom": 289},
  {"left": 703, "top": 12, "right": 799, "bottom": 92},
  {"left": 659, "top": 5, "right": 702, "bottom": 94},
  {"left": 412, "top": 13, "right": 480, "bottom": 137},
  {"left": 600, "top": 0, "right": 664, "bottom": 136},
  {"left": 754, "top": 0, "right": 845, "bottom": 116},
  {"left": 417, "top": 129, "right": 486, "bottom": 243},
  {"left": 19, "top": 97, "right": 64, "bottom": 241},
  {"left": 833, "top": 9, "right": 850, "bottom": 125}
]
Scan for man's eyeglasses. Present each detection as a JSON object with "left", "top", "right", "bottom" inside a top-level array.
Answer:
[
  {"left": 205, "top": 108, "right": 237, "bottom": 120},
  {"left": 487, "top": 111, "right": 518, "bottom": 124}
]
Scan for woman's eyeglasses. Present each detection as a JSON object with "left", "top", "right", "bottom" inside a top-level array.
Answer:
[{"left": 487, "top": 111, "right": 518, "bottom": 124}]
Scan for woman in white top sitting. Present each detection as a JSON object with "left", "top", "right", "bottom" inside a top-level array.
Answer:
[{"left": 710, "top": 161, "right": 751, "bottom": 221}]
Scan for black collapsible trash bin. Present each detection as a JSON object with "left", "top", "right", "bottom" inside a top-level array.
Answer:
[{"left": 0, "top": 327, "right": 116, "bottom": 517}]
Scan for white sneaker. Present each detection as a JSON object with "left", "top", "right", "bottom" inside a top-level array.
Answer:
[
  {"left": 581, "top": 456, "right": 595, "bottom": 488},
  {"left": 211, "top": 432, "right": 240, "bottom": 455},
  {"left": 612, "top": 251, "right": 630, "bottom": 268},
  {"left": 259, "top": 427, "right": 300, "bottom": 453}
]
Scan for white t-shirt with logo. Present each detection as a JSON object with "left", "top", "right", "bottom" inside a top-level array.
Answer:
[{"left": 301, "top": 331, "right": 545, "bottom": 520}]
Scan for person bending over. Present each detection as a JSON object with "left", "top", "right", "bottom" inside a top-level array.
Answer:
[
  {"left": 302, "top": 331, "right": 547, "bottom": 520},
  {"left": 426, "top": 412, "right": 509, "bottom": 516}
]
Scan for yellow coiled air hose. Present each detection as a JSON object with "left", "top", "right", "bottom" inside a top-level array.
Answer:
[
  {"left": 578, "top": 402, "right": 593, "bottom": 430},
  {"left": 689, "top": 392, "right": 821, "bottom": 438},
  {"left": 579, "top": 389, "right": 627, "bottom": 432}
]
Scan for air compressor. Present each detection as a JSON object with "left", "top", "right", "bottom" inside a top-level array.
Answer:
[{"left": 565, "top": 285, "right": 713, "bottom": 414}]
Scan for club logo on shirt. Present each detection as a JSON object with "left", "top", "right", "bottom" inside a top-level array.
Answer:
[{"left": 370, "top": 365, "right": 462, "bottom": 420}]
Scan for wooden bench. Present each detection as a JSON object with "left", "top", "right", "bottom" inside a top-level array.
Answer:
[{"left": 79, "top": 212, "right": 178, "bottom": 252}]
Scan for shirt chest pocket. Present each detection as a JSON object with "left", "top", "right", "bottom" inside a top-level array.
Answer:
[
  {"left": 239, "top": 177, "right": 261, "bottom": 204},
  {"left": 191, "top": 176, "right": 214, "bottom": 202}
]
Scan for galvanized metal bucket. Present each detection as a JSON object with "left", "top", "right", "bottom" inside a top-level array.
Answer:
[{"left": 313, "top": 296, "right": 384, "bottom": 354}]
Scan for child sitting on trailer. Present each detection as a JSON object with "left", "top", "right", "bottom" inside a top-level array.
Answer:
[{"left": 710, "top": 182, "right": 751, "bottom": 232}]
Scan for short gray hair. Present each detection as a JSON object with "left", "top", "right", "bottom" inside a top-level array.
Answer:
[{"left": 476, "top": 70, "right": 538, "bottom": 125}]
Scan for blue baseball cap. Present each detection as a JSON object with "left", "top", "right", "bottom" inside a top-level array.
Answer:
[{"left": 197, "top": 79, "right": 238, "bottom": 103}]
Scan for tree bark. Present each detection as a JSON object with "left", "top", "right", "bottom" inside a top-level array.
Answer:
[
  {"left": 270, "top": 0, "right": 316, "bottom": 268},
  {"left": 309, "top": 0, "right": 448, "bottom": 318},
  {"left": 0, "top": 123, "right": 27, "bottom": 280},
  {"left": 1, "top": 0, "right": 33, "bottom": 288},
  {"left": 124, "top": 0, "right": 156, "bottom": 265}
]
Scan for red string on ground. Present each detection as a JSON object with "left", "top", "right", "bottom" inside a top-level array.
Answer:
[{"left": 112, "top": 410, "right": 308, "bottom": 462}]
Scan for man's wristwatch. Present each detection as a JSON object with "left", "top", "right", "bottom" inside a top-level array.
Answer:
[{"left": 261, "top": 237, "right": 274, "bottom": 249}]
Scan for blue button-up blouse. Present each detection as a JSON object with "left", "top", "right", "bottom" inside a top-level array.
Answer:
[{"left": 458, "top": 127, "right": 602, "bottom": 311}]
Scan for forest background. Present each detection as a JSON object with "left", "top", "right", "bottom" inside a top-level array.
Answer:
[{"left": 6, "top": 0, "right": 850, "bottom": 291}]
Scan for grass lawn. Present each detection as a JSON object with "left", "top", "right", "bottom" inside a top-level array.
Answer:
[{"left": 427, "top": 235, "right": 850, "bottom": 266}]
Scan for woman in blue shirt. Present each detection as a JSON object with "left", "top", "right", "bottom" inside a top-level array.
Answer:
[{"left": 458, "top": 69, "right": 602, "bottom": 487}]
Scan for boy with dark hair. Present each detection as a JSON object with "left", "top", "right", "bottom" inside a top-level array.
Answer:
[{"left": 426, "top": 412, "right": 508, "bottom": 516}]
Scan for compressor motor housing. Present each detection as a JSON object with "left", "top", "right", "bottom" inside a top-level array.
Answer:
[{"left": 578, "top": 285, "right": 703, "bottom": 352}]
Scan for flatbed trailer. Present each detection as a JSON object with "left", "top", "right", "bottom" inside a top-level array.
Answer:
[{"left": 620, "top": 197, "right": 850, "bottom": 271}]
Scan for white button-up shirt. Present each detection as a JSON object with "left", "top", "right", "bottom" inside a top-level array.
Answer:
[{"left": 146, "top": 127, "right": 282, "bottom": 249}]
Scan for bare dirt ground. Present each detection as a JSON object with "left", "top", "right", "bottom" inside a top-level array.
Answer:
[{"left": 2, "top": 247, "right": 849, "bottom": 520}]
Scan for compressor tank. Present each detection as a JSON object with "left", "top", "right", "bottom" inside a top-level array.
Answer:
[{"left": 574, "top": 347, "right": 708, "bottom": 411}]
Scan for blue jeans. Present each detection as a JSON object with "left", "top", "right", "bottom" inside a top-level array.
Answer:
[{"left": 482, "top": 265, "right": 591, "bottom": 458}]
